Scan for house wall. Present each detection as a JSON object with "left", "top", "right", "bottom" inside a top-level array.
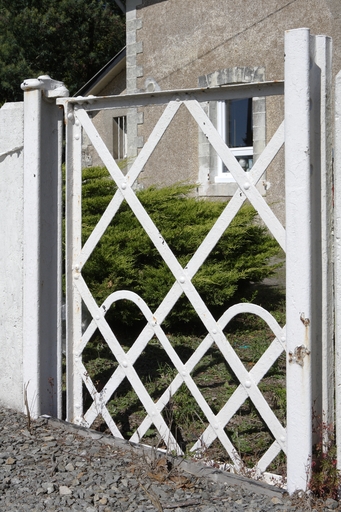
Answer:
[
  {"left": 87, "top": 0, "right": 341, "bottom": 225},
  {"left": 100, "top": 68, "right": 126, "bottom": 96},
  {"left": 82, "top": 67, "right": 127, "bottom": 168},
  {"left": 136, "top": 0, "right": 339, "bottom": 88},
  {"left": 123, "top": 0, "right": 341, "bottom": 224}
]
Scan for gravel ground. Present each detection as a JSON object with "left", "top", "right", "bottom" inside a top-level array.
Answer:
[{"left": 0, "top": 407, "right": 340, "bottom": 512}]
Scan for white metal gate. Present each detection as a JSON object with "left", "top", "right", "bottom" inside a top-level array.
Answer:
[{"left": 54, "top": 28, "right": 333, "bottom": 493}]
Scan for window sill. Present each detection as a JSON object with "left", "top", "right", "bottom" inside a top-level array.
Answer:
[{"left": 214, "top": 174, "right": 236, "bottom": 183}]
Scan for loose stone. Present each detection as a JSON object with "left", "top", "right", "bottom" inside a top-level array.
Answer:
[
  {"left": 59, "top": 485, "right": 72, "bottom": 496},
  {"left": 1, "top": 407, "right": 341, "bottom": 511}
]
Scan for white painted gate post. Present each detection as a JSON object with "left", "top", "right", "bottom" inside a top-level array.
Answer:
[
  {"left": 285, "top": 29, "right": 328, "bottom": 493},
  {"left": 21, "top": 76, "right": 68, "bottom": 419},
  {"left": 285, "top": 28, "right": 312, "bottom": 493}
]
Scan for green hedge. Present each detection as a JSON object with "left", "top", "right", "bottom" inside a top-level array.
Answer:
[{"left": 81, "top": 167, "right": 280, "bottom": 331}]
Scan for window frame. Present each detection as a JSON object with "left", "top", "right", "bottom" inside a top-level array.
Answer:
[{"left": 215, "top": 99, "right": 254, "bottom": 183}]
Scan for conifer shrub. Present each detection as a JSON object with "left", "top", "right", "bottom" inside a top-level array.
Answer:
[{"left": 81, "top": 167, "right": 280, "bottom": 331}]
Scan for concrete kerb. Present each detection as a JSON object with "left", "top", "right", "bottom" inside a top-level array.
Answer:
[{"left": 40, "top": 415, "right": 286, "bottom": 499}]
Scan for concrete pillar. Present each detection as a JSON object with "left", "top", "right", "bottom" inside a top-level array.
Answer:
[{"left": 0, "top": 102, "right": 24, "bottom": 411}]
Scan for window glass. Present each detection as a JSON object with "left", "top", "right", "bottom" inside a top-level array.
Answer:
[
  {"left": 215, "top": 99, "right": 254, "bottom": 182},
  {"left": 113, "top": 116, "right": 127, "bottom": 160},
  {"left": 227, "top": 98, "right": 253, "bottom": 148}
]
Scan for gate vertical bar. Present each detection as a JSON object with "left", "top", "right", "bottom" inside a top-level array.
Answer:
[
  {"left": 21, "top": 77, "right": 68, "bottom": 419},
  {"left": 65, "top": 102, "right": 83, "bottom": 423},
  {"left": 334, "top": 71, "right": 341, "bottom": 469},
  {"left": 285, "top": 28, "right": 313, "bottom": 493}
]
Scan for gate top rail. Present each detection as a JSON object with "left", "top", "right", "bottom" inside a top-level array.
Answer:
[{"left": 57, "top": 80, "right": 284, "bottom": 111}]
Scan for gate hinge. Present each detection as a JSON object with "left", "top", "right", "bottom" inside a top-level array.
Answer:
[
  {"left": 21, "top": 75, "right": 69, "bottom": 99},
  {"left": 288, "top": 345, "right": 310, "bottom": 367}
]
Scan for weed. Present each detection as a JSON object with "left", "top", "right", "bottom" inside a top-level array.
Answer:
[
  {"left": 23, "top": 381, "right": 31, "bottom": 433},
  {"left": 48, "top": 377, "right": 55, "bottom": 413},
  {"left": 308, "top": 413, "right": 340, "bottom": 499}
]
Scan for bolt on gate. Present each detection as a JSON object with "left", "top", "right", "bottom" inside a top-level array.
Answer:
[{"left": 20, "top": 29, "right": 334, "bottom": 493}]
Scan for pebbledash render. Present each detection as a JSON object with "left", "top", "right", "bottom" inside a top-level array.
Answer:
[{"left": 80, "top": 0, "right": 341, "bottom": 226}]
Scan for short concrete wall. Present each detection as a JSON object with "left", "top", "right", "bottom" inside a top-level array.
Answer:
[{"left": 0, "top": 102, "right": 24, "bottom": 411}]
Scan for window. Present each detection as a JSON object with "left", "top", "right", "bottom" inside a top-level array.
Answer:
[
  {"left": 215, "top": 98, "right": 253, "bottom": 183},
  {"left": 113, "top": 116, "right": 127, "bottom": 160},
  {"left": 198, "top": 66, "right": 265, "bottom": 197}
]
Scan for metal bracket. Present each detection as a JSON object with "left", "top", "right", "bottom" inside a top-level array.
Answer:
[
  {"left": 300, "top": 313, "right": 310, "bottom": 327},
  {"left": 288, "top": 345, "right": 310, "bottom": 367}
]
